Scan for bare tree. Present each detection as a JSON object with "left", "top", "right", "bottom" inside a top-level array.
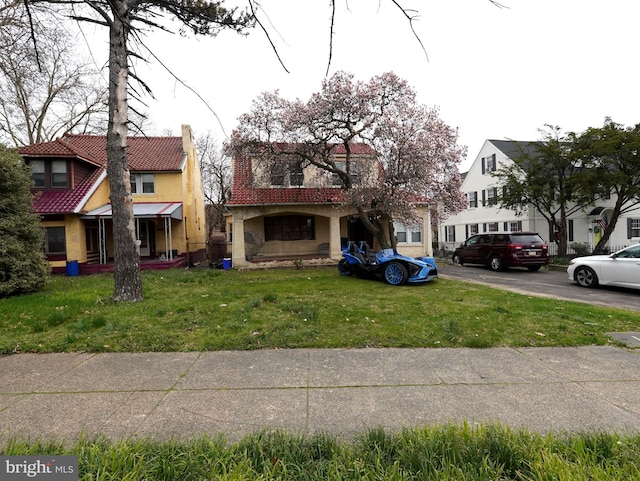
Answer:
[
  {"left": 196, "top": 132, "right": 231, "bottom": 232},
  {"left": 22, "top": 0, "right": 252, "bottom": 302},
  {"left": 19, "top": 0, "right": 474, "bottom": 301},
  {"left": 0, "top": 6, "right": 107, "bottom": 146}
]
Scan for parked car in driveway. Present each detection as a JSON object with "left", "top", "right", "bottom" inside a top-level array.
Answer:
[
  {"left": 452, "top": 232, "right": 550, "bottom": 272},
  {"left": 567, "top": 243, "right": 640, "bottom": 289}
]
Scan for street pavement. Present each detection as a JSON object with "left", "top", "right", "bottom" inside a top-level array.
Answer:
[{"left": 1, "top": 346, "right": 640, "bottom": 445}]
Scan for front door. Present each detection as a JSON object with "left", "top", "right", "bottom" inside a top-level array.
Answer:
[{"left": 138, "top": 220, "right": 152, "bottom": 257}]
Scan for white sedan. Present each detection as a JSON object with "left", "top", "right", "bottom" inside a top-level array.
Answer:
[{"left": 568, "top": 244, "right": 640, "bottom": 289}]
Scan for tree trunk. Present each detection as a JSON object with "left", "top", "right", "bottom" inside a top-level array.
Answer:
[
  {"left": 107, "top": 2, "right": 142, "bottom": 302},
  {"left": 594, "top": 196, "right": 624, "bottom": 253}
]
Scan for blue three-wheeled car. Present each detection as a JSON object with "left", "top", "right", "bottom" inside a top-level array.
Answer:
[{"left": 338, "top": 241, "right": 438, "bottom": 286}]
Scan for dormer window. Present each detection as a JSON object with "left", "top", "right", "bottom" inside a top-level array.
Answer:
[
  {"left": 31, "top": 160, "right": 45, "bottom": 187},
  {"left": 51, "top": 160, "right": 68, "bottom": 187},
  {"left": 30, "top": 159, "right": 68, "bottom": 188}
]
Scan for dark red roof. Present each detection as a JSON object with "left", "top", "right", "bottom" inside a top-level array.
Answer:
[
  {"left": 228, "top": 186, "right": 347, "bottom": 206},
  {"left": 19, "top": 133, "right": 185, "bottom": 171},
  {"left": 32, "top": 168, "right": 105, "bottom": 215},
  {"left": 20, "top": 133, "right": 186, "bottom": 214}
]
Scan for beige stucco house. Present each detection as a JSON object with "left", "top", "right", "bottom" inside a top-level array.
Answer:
[{"left": 226, "top": 144, "right": 433, "bottom": 267}]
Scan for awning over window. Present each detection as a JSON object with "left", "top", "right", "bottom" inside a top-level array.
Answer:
[
  {"left": 588, "top": 206, "right": 605, "bottom": 216},
  {"left": 81, "top": 202, "right": 183, "bottom": 220}
]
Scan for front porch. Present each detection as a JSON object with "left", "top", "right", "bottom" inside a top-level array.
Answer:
[{"left": 54, "top": 256, "right": 188, "bottom": 276}]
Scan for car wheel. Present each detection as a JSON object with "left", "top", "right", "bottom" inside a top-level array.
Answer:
[
  {"left": 384, "top": 262, "right": 408, "bottom": 285},
  {"left": 527, "top": 266, "right": 542, "bottom": 272},
  {"left": 452, "top": 253, "right": 463, "bottom": 265},
  {"left": 338, "top": 259, "right": 352, "bottom": 277},
  {"left": 574, "top": 266, "right": 599, "bottom": 288},
  {"left": 489, "top": 255, "right": 504, "bottom": 272}
]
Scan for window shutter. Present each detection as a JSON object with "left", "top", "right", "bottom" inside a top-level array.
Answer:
[
  {"left": 483, "top": 223, "right": 487, "bottom": 232},
  {"left": 481, "top": 157, "right": 486, "bottom": 174},
  {"left": 629, "top": 218, "right": 633, "bottom": 239},
  {"left": 518, "top": 221, "right": 522, "bottom": 231},
  {"left": 482, "top": 190, "right": 486, "bottom": 206},
  {"left": 465, "top": 225, "right": 469, "bottom": 238},
  {"left": 491, "top": 154, "right": 497, "bottom": 171},
  {"left": 568, "top": 220, "right": 574, "bottom": 241},
  {"left": 503, "top": 222, "right": 508, "bottom": 231}
]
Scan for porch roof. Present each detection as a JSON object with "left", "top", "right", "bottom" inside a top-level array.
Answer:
[{"left": 81, "top": 202, "right": 183, "bottom": 220}]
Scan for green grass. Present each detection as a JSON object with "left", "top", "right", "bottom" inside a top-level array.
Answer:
[
  {"left": 3, "top": 267, "right": 640, "bottom": 476},
  {"left": 3, "top": 424, "right": 639, "bottom": 480},
  {"left": 0, "top": 266, "right": 638, "bottom": 354}
]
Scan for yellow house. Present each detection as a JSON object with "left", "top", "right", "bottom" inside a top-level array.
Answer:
[
  {"left": 226, "top": 144, "right": 433, "bottom": 267},
  {"left": 19, "top": 125, "right": 207, "bottom": 274}
]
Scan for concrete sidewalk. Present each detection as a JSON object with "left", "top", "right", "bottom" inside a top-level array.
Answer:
[{"left": 1, "top": 346, "right": 639, "bottom": 444}]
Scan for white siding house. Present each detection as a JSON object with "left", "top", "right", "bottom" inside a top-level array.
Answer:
[{"left": 438, "top": 139, "right": 640, "bottom": 256}]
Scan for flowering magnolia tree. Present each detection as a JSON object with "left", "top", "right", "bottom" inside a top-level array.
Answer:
[{"left": 230, "top": 71, "right": 467, "bottom": 250}]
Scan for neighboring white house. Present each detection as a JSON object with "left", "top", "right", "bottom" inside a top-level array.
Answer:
[{"left": 438, "top": 139, "right": 640, "bottom": 255}]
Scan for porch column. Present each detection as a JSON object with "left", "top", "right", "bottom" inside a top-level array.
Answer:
[
  {"left": 231, "top": 217, "right": 248, "bottom": 267},
  {"left": 329, "top": 215, "right": 342, "bottom": 259},
  {"left": 424, "top": 207, "right": 433, "bottom": 256}
]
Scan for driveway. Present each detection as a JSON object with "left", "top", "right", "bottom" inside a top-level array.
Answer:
[{"left": 437, "top": 261, "right": 640, "bottom": 312}]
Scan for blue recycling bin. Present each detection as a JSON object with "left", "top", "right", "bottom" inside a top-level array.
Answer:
[
  {"left": 66, "top": 260, "right": 79, "bottom": 276},
  {"left": 222, "top": 258, "right": 232, "bottom": 270}
]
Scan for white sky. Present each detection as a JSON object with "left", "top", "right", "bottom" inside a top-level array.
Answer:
[{"left": 81, "top": 0, "right": 640, "bottom": 171}]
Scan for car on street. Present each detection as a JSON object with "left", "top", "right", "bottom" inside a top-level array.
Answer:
[
  {"left": 567, "top": 243, "right": 640, "bottom": 289},
  {"left": 451, "top": 232, "right": 550, "bottom": 272}
]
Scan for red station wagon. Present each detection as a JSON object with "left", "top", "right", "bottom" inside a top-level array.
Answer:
[{"left": 452, "top": 232, "right": 550, "bottom": 272}]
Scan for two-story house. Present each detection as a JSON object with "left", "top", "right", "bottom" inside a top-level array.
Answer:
[
  {"left": 440, "top": 139, "right": 640, "bottom": 255},
  {"left": 226, "top": 144, "right": 433, "bottom": 267},
  {"left": 19, "top": 125, "right": 207, "bottom": 274}
]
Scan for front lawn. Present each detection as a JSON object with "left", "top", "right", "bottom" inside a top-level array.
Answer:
[{"left": 1, "top": 266, "right": 638, "bottom": 354}]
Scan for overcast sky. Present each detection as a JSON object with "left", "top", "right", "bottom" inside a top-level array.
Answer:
[{"left": 83, "top": 0, "right": 640, "bottom": 171}]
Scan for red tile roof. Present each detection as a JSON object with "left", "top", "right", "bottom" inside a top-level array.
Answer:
[
  {"left": 20, "top": 133, "right": 185, "bottom": 214},
  {"left": 32, "top": 168, "right": 105, "bottom": 215},
  {"left": 228, "top": 143, "right": 431, "bottom": 207},
  {"left": 19, "top": 133, "right": 185, "bottom": 171}
]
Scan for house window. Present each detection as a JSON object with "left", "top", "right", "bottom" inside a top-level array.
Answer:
[
  {"left": 51, "top": 160, "right": 68, "bottom": 187},
  {"left": 467, "top": 224, "right": 479, "bottom": 237},
  {"left": 484, "top": 222, "right": 499, "bottom": 232},
  {"left": 31, "top": 160, "right": 46, "bottom": 187},
  {"left": 289, "top": 162, "right": 304, "bottom": 186},
  {"left": 468, "top": 191, "right": 478, "bottom": 208},
  {"left": 331, "top": 161, "right": 359, "bottom": 186},
  {"left": 628, "top": 218, "right": 640, "bottom": 239},
  {"left": 270, "top": 162, "right": 304, "bottom": 187},
  {"left": 482, "top": 154, "right": 497, "bottom": 174},
  {"left": 507, "top": 221, "right": 522, "bottom": 232},
  {"left": 270, "top": 164, "right": 286, "bottom": 186},
  {"left": 485, "top": 187, "right": 498, "bottom": 206},
  {"left": 445, "top": 225, "right": 455, "bottom": 243},
  {"left": 30, "top": 160, "right": 68, "bottom": 188},
  {"left": 45, "top": 226, "right": 66, "bottom": 255},
  {"left": 395, "top": 223, "right": 422, "bottom": 244},
  {"left": 131, "top": 173, "right": 155, "bottom": 194},
  {"left": 265, "top": 215, "right": 315, "bottom": 241}
]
